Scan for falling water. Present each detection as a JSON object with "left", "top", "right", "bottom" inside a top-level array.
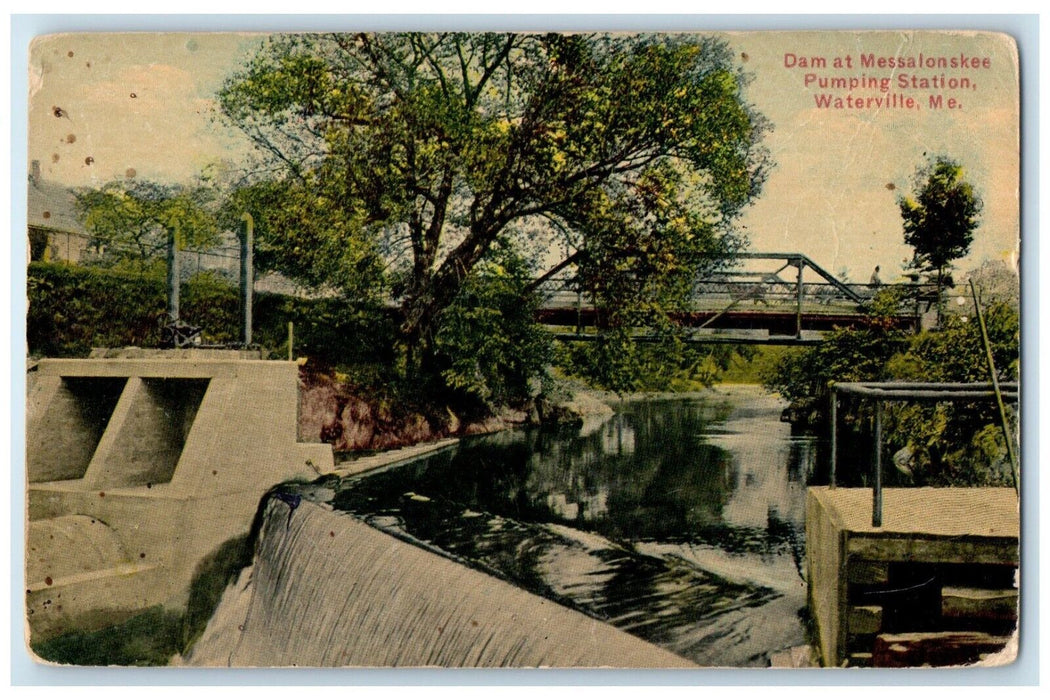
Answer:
[
  {"left": 184, "top": 496, "right": 691, "bottom": 667},
  {"left": 187, "top": 386, "right": 816, "bottom": 667}
]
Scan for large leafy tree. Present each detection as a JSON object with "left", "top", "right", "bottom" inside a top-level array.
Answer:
[
  {"left": 898, "top": 156, "right": 982, "bottom": 320},
  {"left": 219, "top": 32, "right": 770, "bottom": 379}
]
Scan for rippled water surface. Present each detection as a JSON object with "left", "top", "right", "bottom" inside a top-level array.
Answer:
[{"left": 331, "top": 386, "right": 818, "bottom": 666}]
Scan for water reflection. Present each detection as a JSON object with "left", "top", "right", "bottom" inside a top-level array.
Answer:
[{"left": 331, "top": 387, "right": 814, "bottom": 666}]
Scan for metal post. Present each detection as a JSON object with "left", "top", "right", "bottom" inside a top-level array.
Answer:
[
  {"left": 829, "top": 387, "right": 837, "bottom": 488},
  {"left": 795, "top": 258, "right": 804, "bottom": 339},
  {"left": 576, "top": 288, "right": 583, "bottom": 335},
  {"left": 873, "top": 402, "right": 883, "bottom": 527},
  {"left": 166, "top": 228, "right": 179, "bottom": 322},
  {"left": 914, "top": 279, "right": 922, "bottom": 333},
  {"left": 287, "top": 321, "right": 294, "bottom": 361},
  {"left": 240, "top": 213, "right": 254, "bottom": 347}
]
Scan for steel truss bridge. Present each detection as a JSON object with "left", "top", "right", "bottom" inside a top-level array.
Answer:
[{"left": 533, "top": 253, "right": 937, "bottom": 346}]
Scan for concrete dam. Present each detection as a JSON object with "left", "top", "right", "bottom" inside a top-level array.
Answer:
[
  {"left": 183, "top": 493, "right": 694, "bottom": 667},
  {"left": 25, "top": 351, "right": 335, "bottom": 644},
  {"left": 26, "top": 349, "right": 692, "bottom": 667}
]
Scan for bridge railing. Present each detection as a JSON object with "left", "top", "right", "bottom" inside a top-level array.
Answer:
[{"left": 534, "top": 274, "right": 939, "bottom": 316}]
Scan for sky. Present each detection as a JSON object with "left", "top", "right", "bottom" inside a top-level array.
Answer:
[{"left": 26, "top": 30, "right": 1020, "bottom": 283}]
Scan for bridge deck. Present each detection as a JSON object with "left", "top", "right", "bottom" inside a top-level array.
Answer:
[{"left": 537, "top": 306, "right": 916, "bottom": 336}]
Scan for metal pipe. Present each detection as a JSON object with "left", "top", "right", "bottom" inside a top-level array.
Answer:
[
  {"left": 873, "top": 402, "right": 883, "bottom": 527},
  {"left": 835, "top": 381, "right": 1018, "bottom": 392},
  {"left": 240, "top": 212, "right": 254, "bottom": 347},
  {"left": 829, "top": 386, "right": 837, "bottom": 488},
  {"left": 833, "top": 388, "right": 1017, "bottom": 402},
  {"left": 827, "top": 378, "right": 1017, "bottom": 524}
]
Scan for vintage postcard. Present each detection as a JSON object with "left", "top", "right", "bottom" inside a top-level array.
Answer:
[{"left": 24, "top": 29, "right": 1020, "bottom": 669}]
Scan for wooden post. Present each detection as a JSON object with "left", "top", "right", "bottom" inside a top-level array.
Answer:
[
  {"left": 576, "top": 288, "right": 583, "bottom": 335},
  {"left": 240, "top": 213, "right": 254, "bottom": 347},
  {"left": 288, "top": 321, "right": 294, "bottom": 361},
  {"left": 166, "top": 228, "right": 179, "bottom": 322}
]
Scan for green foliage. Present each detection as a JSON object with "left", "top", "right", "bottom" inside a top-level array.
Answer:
[
  {"left": 31, "top": 606, "right": 183, "bottom": 666},
  {"left": 220, "top": 32, "right": 771, "bottom": 388},
  {"left": 899, "top": 156, "right": 982, "bottom": 275},
  {"left": 26, "top": 264, "right": 246, "bottom": 355},
  {"left": 898, "top": 156, "right": 982, "bottom": 322},
  {"left": 718, "top": 345, "right": 792, "bottom": 385},
  {"left": 433, "top": 243, "right": 552, "bottom": 407},
  {"left": 879, "top": 302, "right": 1018, "bottom": 486},
  {"left": 559, "top": 332, "right": 750, "bottom": 394},
  {"left": 74, "top": 180, "right": 220, "bottom": 268},
  {"left": 253, "top": 292, "right": 399, "bottom": 387},
  {"left": 765, "top": 294, "right": 1019, "bottom": 487},
  {"left": 26, "top": 263, "right": 396, "bottom": 381},
  {"left": 761, "top": 288, "right": 911, "bottom": 419},
  {"left": 886, "top": 301, "right": 1019, "bottom": 383},
  {"left": 222, "top": 177, "right": 385, "bottom": 302},
  {"left": 28, "top": 263, "right": 169, "bottom": 355}
]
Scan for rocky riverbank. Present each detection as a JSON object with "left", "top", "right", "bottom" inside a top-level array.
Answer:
[{"left": 297, "top": 367, "right": 617, "bottom": 453}]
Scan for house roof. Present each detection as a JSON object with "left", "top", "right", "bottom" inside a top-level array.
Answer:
[{"left": 27, "top": 169, "right": 84, "bottom": 236}]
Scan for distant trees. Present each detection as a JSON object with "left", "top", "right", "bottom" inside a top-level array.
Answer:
[
  {"left": 898, "top": 156, "right": 982, "bottom": 321},
  {"left": 73, "top": 180, "right": 220, "bottom": 270}
]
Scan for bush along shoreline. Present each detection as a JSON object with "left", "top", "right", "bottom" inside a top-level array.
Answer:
[{"left": 761, "top": 288, "right": 1018, "bottom": 489}]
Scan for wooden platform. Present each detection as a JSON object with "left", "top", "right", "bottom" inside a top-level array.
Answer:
[
  {"left": 806, "top": 487, "right": 1019, "bottom": 668},
  {"left": 810, "top": 487, "right": 1018, "bottom": 538}
]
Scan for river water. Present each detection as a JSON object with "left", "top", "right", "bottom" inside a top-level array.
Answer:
[{"left": 331, "top": 385, "right": 818, "bottom": 667}]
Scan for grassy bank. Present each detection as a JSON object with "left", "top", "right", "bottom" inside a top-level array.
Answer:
[{"left": 717, "top": 346, "right": 802, "bottom": 385}]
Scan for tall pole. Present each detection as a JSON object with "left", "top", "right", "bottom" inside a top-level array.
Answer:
[
  {"left": 970, "top": 280, "right": 1019, "bottom": 493},
  {"left": 240, "top": 212, "right": 254, "bottom": 347},
  {"left": 166, "top": 227, "right": 179, "bottom": 322}
]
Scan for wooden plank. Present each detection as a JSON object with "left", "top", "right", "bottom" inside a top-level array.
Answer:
[
  {"left": 848, "top": 605, "right": 883, "bottom": 635},
  {"left": 847, "top": 652, "right": 873, "bottom": 668},
  {"left": 846, "top": 535, "right": 1018, "bottom": 566},
  {"left": 847, "top": 560, "right": 889, "bottom": 584},
  {"left": 941, "top": 586, "right": 1018, "bottom": 621},
  {"left": 873, "top": 631, "right": 1012, "bottom": 668}
]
